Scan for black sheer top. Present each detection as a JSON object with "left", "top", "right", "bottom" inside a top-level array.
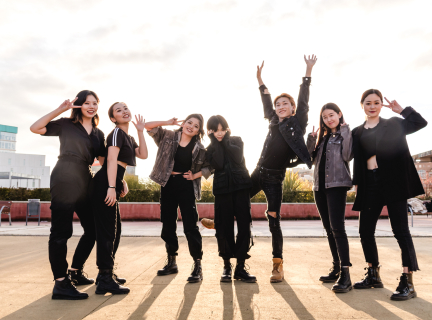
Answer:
[{"left": 106, "top": 127, "right": 138, "bottom": 166}]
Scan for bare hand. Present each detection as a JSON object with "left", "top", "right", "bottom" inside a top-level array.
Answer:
[
  {"left": 58, "top": 97, "right": 79, "bottom": 112},
  {"left": 383, "top": 97, "right": 403, "bottom": 114},
  {"left": 120, "top": 180, "right": 129, "bottom": 197},
  {"left": 227, "top": 128, "right": 231, "bottom": 133},
  {"left": 132, "top": 114, "right": 145, "bottom": 132},
  {"left": 167, "top": 117, "right": 184, "bottom": 126},
  {"left": 257, "top": 61, "right": 264, "bottom": 80},
  {"left": 105, "top": 188, "right": 117, "bottom": 206},
  {"left": 310, "top": 126, "right": 319, "bottom": 138},
  {"left": 304, "top": 54, "right": 317, "bottom": 67},
  {"left": 207, "top": 129, "right": 214, "bottom": 136},
  {"left": 183, "top": 170, "right": 195, "bottom": 180},
  {"left": 340, "top": 121, "right": 348, "bottom": 127}
]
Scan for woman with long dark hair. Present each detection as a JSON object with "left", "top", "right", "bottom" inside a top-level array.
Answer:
[
  {"left": 307, "top": 103, "right": 353, "bottom": 293},
  {"left": 30, "top": 91, "right": 107, "bottom": 300},
  {"left": 352, "top": 89, "right": 427, "bottom": 301},
  {"left": 145, "top": 115, "right": 211, "bottom": 283},
  {"left": 206, "top": 115, "right": 256, "bottom": 283},
  {"left": 92, "top": 102, "right": 148, "bottom": 295}
]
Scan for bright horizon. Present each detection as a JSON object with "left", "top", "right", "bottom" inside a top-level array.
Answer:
[{"left": 2, "top": 0, "right": 432, "bottom": 179}]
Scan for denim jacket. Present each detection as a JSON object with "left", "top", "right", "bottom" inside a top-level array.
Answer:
[
  {"left": 147, "top": 127, "right": 211, "bottom": 200},
  {"left": 306, "top": 125, "right": 353, "bottom": 191},
  {"left": 258, "top": 77, "right": 313, "bottom": 169}
]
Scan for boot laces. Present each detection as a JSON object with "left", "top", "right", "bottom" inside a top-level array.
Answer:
[
  {"left": 241, "top": 263, "right": 251, "bottom": 275},
  {"left": 64, "top": 276, "right": 77, "bottom": 289}
]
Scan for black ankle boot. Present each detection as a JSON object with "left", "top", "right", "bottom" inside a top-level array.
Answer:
[
  {"left": 319, "top": 262, "right": 341, "bottom": 283},
  {"left": 354, "top": 266, "right": 384, "bottom": 289},
  {"left": 96, "top": 273, "right": 127, "bottom": 285},
  {"left": 234, "top": 262, "right": 257, "bottom": 283},
  {"left": 332, "top": 267, "right": 352, "bottom": 293},
  {"left": 187, "top": 259, "right": 203, "bottom": 283},
  {"left": 68, "top": 269, "right": 95, "bottom": 286},
  {"left": 157, "top": 255, "right": 178, "bottom": 276},
  {"left": 220, "top": 260, "right": 232, "bottom": 282},
  {"left": 391, "top": 273, "right": 417, "bottom": 301},
  {"left": 95, "top": 270, "right": 130, "bottom": 295},
  {"left": 52, "top": 276, "right": 89, "bottom": 300}
]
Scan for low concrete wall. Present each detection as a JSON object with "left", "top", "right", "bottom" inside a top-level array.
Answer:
[{"left": 2, "top": 201, "right": 389, "bottom": 222}]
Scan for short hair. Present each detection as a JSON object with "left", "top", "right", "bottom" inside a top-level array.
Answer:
[
  {"left": 274, "top": 93, "right": 296, "bottom": 115},
  {"left": 207, "top": 115, "right": 229, "bottom": 132},
  {"left": 70, "top": 90, "right": 100, "bottom": 127}
]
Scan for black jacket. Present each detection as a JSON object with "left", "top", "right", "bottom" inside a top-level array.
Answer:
[
  {"left": 352, "top": 107, "right": 427, "bottom": 211},
  {"left": 258, "top": 77, "right": 312, "bottom": 169},
  {"left": 206, "top": 133, "right": 252, "bottom": 195}
]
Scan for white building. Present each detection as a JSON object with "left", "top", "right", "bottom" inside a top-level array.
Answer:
[{"left": 0, "top": 124, "right": 50, "bottom": 188}]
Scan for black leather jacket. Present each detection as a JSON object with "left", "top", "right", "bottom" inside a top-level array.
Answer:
[{"left": 257, "top": 77, "right": 313, "bottom": 169}]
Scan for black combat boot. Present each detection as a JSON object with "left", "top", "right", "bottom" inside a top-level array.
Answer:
[
  {"left": 157, "top": 255, "right": 178, "bottom": 276},
  {"left": 391, "top": 273, "right": 417, "bottom": 301},
  {"left": 95, "top": 270, "right": 130, "bottom": 295},
  {"left": 68, "top": 268, "right": 95, "bottom": 286},
  {"left": 234, "top": 261, "right": 257, "bottom": 283},
  {"left": 332, "top": 267, "right": 352, "bottom": 293},
  {"left": 52, "top": 276, "right": 89, "bottom": 300},
  {"left": 354, "top": 266, "right": 384, "bottom": 289},
  {"left": 319, "top": 262, "right": 341, "bottom": 283},
  {"left": 220, "top": 259, "right": 232, "bottom": 282},
  {"left": 96, "top": 273, "right": 127, "bottom": 285},
  {"left": 187, "top": 259, "right": 203, "bottom": 283}
]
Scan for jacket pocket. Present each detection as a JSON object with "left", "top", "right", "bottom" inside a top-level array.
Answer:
[{"left": 214, "top": 172, "right": 228, "bottom": 189}]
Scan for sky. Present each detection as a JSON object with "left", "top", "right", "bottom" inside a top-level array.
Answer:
[{"left": 1, "top": 0, "right": 432, "bottom": 179}]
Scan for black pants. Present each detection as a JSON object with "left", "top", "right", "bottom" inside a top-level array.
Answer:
[
  {"left": 214, "top": 189, "right": 252, "bottom": 261},
  {"left": 250, "top": 166, "right": 284, "bottom": 259},
  {"left": 160, "top": 174, "right": 203, "bottom": 260},
  {"left": 359, "top": 169, "right": 419, "bottom": 271},
  {"left": 92, "top": 165, "right": 125, "bottom": 270},
  {"left": 49, "top": 159, "right": 96, "bottom": 280},
  {"left": 314, "top": 186, "right": 351, "bottom": 266}
]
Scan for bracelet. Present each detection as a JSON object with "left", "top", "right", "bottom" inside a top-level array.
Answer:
[{"left": 108, "top": 186, "right": 116, "bottom": 189}]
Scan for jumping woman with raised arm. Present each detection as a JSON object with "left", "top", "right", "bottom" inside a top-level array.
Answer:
[
  {"left": 30, "top": 91, "right": 107, "bottom": 300},
  {"left": 307, "top": 103, "right": 353, "bottom": 293},
  {"left": 205, "top": 115, "right": 256, "bottom": 283},
  {"left": 145, "top": 115, "right": 211, "bottom": 283},
  {"left": 352, "top": 89, "right": 427, "bottom": 301},
  {"left": 92, "top": 102, "right": 148, "bottom": 295}
]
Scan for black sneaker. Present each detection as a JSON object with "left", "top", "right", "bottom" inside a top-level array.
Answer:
[
  {"left": 52, "top": 276, "right": 89, "bottom": 300},
  {"left": 157, "top": 255, "right": 179, "bottom": 276},
  {"left": 234, "top": 263, "right": 257, "bottom": 283},
  {"left": 69, "top": 269, "right": 94, "bottom": 286},
  {"left": 187, "top": 259, "right": 203, "bottom": 283},
  {"left": 95, "top": 270, "right": 130, "bottom": 295},
  {"left": 391, "top": 273, "right": 417, "bottom": 301}
]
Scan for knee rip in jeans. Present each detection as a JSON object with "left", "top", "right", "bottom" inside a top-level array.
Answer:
[{"left": 267, "top": 211, "right": 277, "bottom": 218}]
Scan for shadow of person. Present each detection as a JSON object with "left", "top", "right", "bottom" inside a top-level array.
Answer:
[
  {"left": 233, "top": 280, "right": 260, "bottom": 319},
  {"left": 272, "top": 280, "right": 316, "bottom": 320},
  {"left": 175, "top": 281, "right": 202, "bottom": 320},
  {"left": 220, "top": 282, "right": 234, "bottom": 320},
  {"left": 127, "top": 273, "right": 178, "bottom": 319}
]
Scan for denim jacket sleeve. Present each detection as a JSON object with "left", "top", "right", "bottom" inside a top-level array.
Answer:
[
  {"left": 306, "top": 133, "right": 317, "bottom": 164},
  {"left": 259, "top": 85, "right": 276, "bottom": 121},
  {"left": 147, "top": 127, "right": 174, "bottom": 147},
  {"left": 295, "top": 77, "right": 311, "bottom": 132},
  {"left": 340, "top": 125, "right": 353, "bottom": 162}
]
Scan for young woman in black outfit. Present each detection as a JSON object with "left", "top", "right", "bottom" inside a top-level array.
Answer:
[
  {"left": 30, "top": 90, "right": 108, "bottom": 300},
  {"left": 352, "top": 89, "right": 427, "bottom": 301},
  {"left": 307, "top": 103, "right": 353, "bottom": 293},
  {"left": 92, "top": 102, "right": 148, "bottom": 295},
  {"left": 145, "top": 115, "right": 211, "bottom": 283},
  {"left": 205, "top": 115, "right": 256, "bottom": 283}
]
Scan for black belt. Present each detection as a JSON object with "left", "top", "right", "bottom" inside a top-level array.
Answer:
[{"left": 259, "top": 166, "right": 285, "bottom": 175}]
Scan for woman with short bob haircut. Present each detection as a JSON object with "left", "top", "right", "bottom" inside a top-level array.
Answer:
[
  {"left": 145, "top": 114, "right": 211, "bottom": 283},
  {"left": 30, "top": 90, "right": 108, "bottom": 300},
  {"left": 307, "top": 103, "right": 353, "bottom": 293},
  {"left": 351, "top": 89, "right": 427, "bottom": 301},
  {"left": 205, "top": 115, "right": 256, "bottom": 283}
]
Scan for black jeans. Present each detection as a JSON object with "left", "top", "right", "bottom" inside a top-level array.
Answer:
[
  {"left": 250, "top": 166, "right": 284, "bottom": 259},
  {"left": 92, "top": 165, "right": 124, "bottom": 270},
  {"left": 160, "top": 174, "right": 203, "bottom": 260},
  {"left": 314, "top": 186, "right": 351, "bottom": 266},
  {"left": 49, "top": 159, "right": 96, "bottom": 280},
  {"left": 214, "top": 188, "right": 252, "bottom": 261},
  {"left": 359, "top": 169, "right": 419, "bottom": 271}
]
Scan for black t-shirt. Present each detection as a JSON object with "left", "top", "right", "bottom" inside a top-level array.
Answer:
[
  {"left": 360, "top": 123, "right": 380, "bottom": 160},
  {"left": 319, "top": 134, "right": 330, "bottom": 189},
  {"left": 106, "top": 127, "right": 138, "bottom": 166},
  {"left": 262, "top": 124, "right": 296, "bottom": 169},
  {"left": 173, "top": 139, "right": 194, "bottom": 172},
  {"left": 42, "top": 117, "right": 106, "bottom": 165}
]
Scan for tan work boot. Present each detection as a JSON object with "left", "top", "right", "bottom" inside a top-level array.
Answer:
[
  {"left": 201, "top": 218, "right": 215, "bottom": 229},
  {"left": 270, "top": 258, "right": 284, "bottom": 283}
]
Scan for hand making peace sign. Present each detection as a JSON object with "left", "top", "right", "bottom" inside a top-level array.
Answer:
[
  {"left": 383, "top": 97, "right": 403, "bottom": 114},
  {"left": 310, "top": 126, "right": 319, "bottom": 138},
  {"left": 58, "top": 97, "right": 79, "bottom": 113}
]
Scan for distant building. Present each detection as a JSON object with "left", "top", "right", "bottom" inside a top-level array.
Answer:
[
  {"left": 0, "top": 124, "right": 50, "bottom": 188},
  {"left": 412, "top": 150, "right": 432, "bottom": 195}
]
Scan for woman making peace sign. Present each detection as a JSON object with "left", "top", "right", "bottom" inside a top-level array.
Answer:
[{"left": 351, "top": 89, "right": 427, "bottom": 301}]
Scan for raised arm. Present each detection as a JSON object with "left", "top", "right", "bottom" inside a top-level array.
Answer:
[
  {"left": 222, "top": 132, "right": 244, "bottom": 164},
  {"left": 132, "top": 114, "right": 148, "bottom": 159},
  {"left": 340, "top": 123, "right": 353, "bottom": 162},
  {"left": 30, "top": 98, "right": 78, "bottom": 135},
  {"left": 257, "top": 61, "right": 276, "bottom": 121},
  {"left": 145, "top": 118, "right": 182, "bottom": 146},
  {"left": 383, "top": 98, "right": 428, "bottom": 135},
  {"left": 307, "top": 126, "right": 318, "bottom": 163},
  {"left": 206, "top": 133, "right": 225, "bottom": 170},
  {"left": 296, "top": 55, "right": 317, "bottom": 132}
]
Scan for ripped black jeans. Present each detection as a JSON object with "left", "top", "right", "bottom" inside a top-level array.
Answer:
[{"left": 251, "top": 167, "right": 284, "bottom": 259}]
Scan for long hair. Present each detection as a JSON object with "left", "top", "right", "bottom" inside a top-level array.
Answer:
[
  {"left": 70, "top": 90, "right": 100, "bottom": 127},
  {"left": 313, "top": 103, "right": 344, "bottom": 158},
  {"left": 178, "top": 113, "right": 205, "bottom": 141}
]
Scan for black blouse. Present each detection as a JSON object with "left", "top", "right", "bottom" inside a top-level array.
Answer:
[
  {"left": 106, "top": 127, "right": 138, "bottom": 166},
  {"left": 42, "top": 117, "right": 106, "bottom": 165},
  {"left": 173, "top": 139, "right": 194, "bottom": 173},
  {"left": 360, "top": 123, "right": 381, "bottom": 160}
]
